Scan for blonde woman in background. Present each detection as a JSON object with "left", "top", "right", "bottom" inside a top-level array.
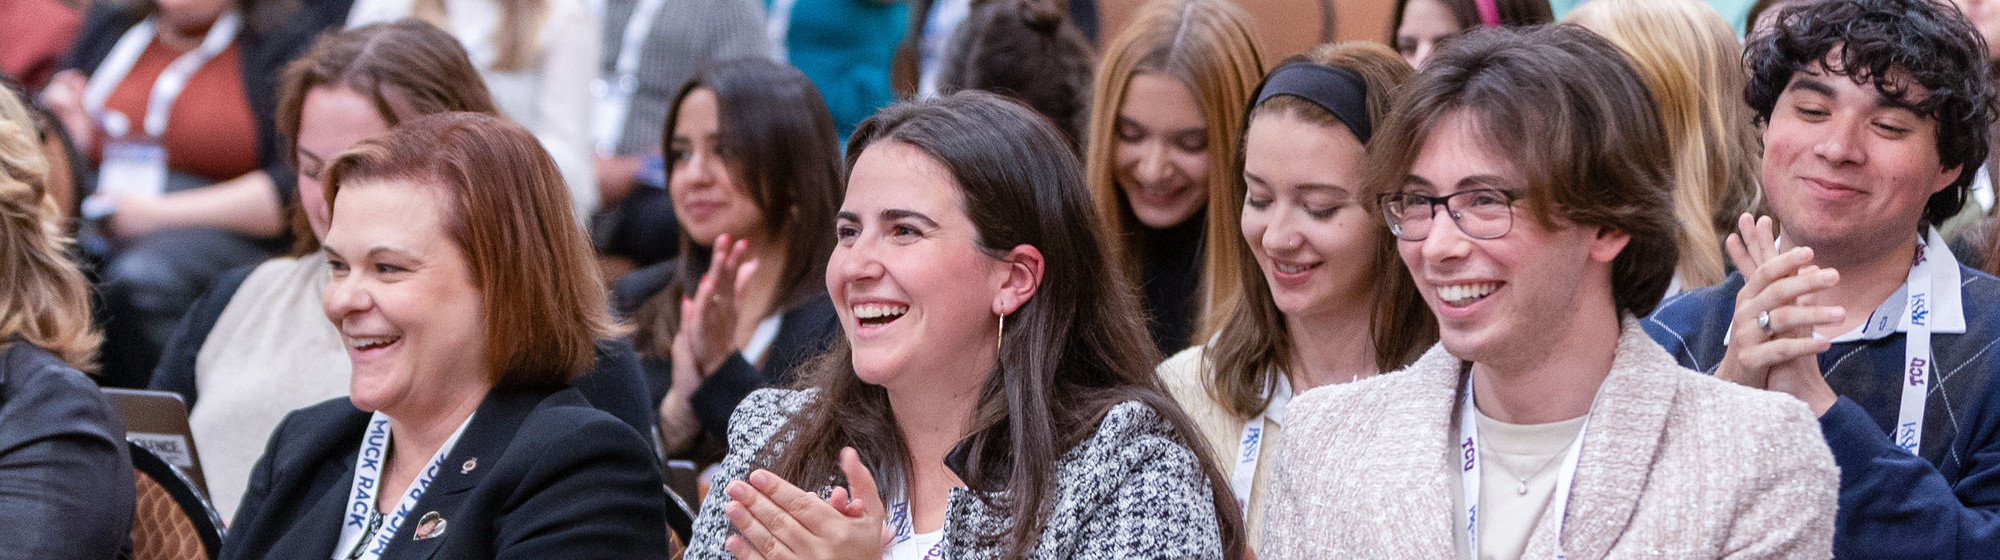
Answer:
[
  {"left": 1085, "top": 0, "right": 1264, "bottom": 355},
  {"left": 0, "top": 85, "right": 133, "bottom": 558},
  {"left": 345, "top": 0, "right": 600, "bottom": 223},
  {"left": 1569, "top": 0, "right": 1761, "bottom": 292},
  {"left": 1157, "top": 41, "right": 1434, "bottom": 552}
]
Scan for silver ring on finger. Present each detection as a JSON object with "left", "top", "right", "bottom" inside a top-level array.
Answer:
[{"left": 1757, "top": 310, "right": 1773, "bottom": 334}]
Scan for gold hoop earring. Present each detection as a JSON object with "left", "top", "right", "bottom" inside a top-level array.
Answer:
[{"left": 997, "top": 313, "right": 1005, "bottom": 353}]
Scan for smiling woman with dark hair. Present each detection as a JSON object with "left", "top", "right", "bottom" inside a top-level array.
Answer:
[
  {"left": 614, "top": 57, "right": 844, "bottom": 464},
  {"left": 683, "top": 91, "right": 1243, "bottom": 560}
]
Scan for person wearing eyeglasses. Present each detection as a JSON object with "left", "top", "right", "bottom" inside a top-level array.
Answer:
[{"left": 1257, "top": 24, "right": 1838, "bottom": 559}]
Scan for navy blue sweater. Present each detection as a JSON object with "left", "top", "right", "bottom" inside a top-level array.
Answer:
[{"left": 1645, "top": 267, "right": 2000, "bottom": 559}]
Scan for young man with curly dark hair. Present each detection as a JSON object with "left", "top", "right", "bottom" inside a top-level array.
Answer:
[{"left": 1645, "top": 0, "right": 2000, "bottom": 557}]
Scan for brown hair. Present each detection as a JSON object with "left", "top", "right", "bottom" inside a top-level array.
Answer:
[
  {"left": 323, "top": 113, "right": 615, "bottom": 389},
  {"left": 1388, "top": 0, "right": 1555, "bottom": 42},
  {"left": 631, "top": 58, "right": 844, "bottom": 359},
  {"left": 1362, "top": 25, "right": 1680, "bottom": 317},
  {"left": 0, "top": 88, "right": 98, "bottom": 371},
  {"left": 413, "top": 0, "right": 548, "bottom": 72},
  {"left": 1084, "top": 0, "right": 1265, "bottom": 343},
  {"left": 276, "top": 19, "right": 498, "bottom": 252},
  {"left": 1568, "top": 0, "right": 1760, "bottom": 289},
  {"left": 1205, "top": 42, "right": 1434, "bottom": 420},
  {"left": 768, "top": 92, "right": 1245, "bottom": 559}
]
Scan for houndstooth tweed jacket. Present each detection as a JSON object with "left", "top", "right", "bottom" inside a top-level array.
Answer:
[
  {"left": 1260, "top": 317, "right": 1840, "bottom": 559},
  {"left": 683, "top": 388, "right": 1227, "bottom": 559}
]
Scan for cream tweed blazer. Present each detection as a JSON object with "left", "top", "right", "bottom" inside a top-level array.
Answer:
[{"left": 1261, "top": 318, "right": 1839, "bottom": 559}]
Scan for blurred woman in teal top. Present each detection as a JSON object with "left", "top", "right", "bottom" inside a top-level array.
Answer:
[{"left": 767, "top": 0, "right": 909, "bottom": 140}]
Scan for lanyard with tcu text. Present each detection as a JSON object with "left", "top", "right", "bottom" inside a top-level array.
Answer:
[
  {"left": 1230, "top": 369, "right": 1291, "bottom": 518},
  {"left": 1894, "top": 229, "right": 1947, "bottom": 455},
  {"left": 1458, "top": 374, "right": 1592, "bottom": 559},
  {"left": 334, "top": 411, "right": 473, "bottom": 560}
]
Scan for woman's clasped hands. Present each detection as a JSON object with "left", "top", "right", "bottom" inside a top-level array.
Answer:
[{"left": 723, "top": 447, "right": 892, "bottom": 560}]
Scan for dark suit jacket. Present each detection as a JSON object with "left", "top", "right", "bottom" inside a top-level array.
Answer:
[
  {"left": 221, "top": 387, "right": 668, "bottom": 560},
  {"left": 0, "top": 340, "right": 134, "bottom": 560}
]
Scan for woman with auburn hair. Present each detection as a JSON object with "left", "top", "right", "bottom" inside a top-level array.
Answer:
[
  {"left": 614, "top": 58, "right": 843, "bottom": 464},
  {"left": 151, "top": 20, "right": 651, "bottom": 522},
  {"left": 1568, "top": 0, "right": 1760, "bottom": 292},
  {"left": 1157, "top": 41, "right": 1434, "bottom": 551},
  {"left": 1390, "top": 0, "right": 1552, "bottom": 67},
  {"left": 685, "top": 91, "right": 1244, "bottom": 559},
  {"left": 221, "top": 113, "right": 667, "bottom": 559},
  {"left": 0, "top": 82, "right": 134, "bottom": 559},
  {"left": 1085, "top": 0, "right": 1264, "bottom": 355}
]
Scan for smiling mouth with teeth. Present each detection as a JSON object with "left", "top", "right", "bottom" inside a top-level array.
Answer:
[
  {"left": 349, "top": 336, "right": 401, "bottom": 350},
  {"left": 1274, "top": 262, "right": 1320, "bottom": 274},
  {"left": 853, "top": 303, "right": 909, "bottom": 327},
  {"left": 1437, "top": 282, "right": 1499, "bottom": 306}
]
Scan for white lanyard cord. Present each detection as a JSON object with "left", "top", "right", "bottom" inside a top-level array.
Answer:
[
  {"left": 83, "top": 11, "right": 243, "bottom": 140},
  {"left": 334, "top": 411, "right": 474, "bottom": 560},
  {"left": 1894, "top": 229, "right": 1944, "bottom": 455},
  {"left": 1230, "top": 369, "right": 1290, "bottom": 519},
  {"left": 590, "top": 0, "right": 669, "bottom": 153},
  {"left": 1458, "top": 374, "right": 1592, "bottom": 560}
]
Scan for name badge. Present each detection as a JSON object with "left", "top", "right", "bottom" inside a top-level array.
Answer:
[{"left": 86, "top": 140, "right": 168, "bottom": 219}]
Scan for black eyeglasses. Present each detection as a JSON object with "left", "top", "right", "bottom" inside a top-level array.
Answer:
[{"left": 1376, "top": 189, "right": 1521, "bottom": 241}]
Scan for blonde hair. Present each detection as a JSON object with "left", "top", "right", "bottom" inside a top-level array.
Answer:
[
  {"left": 414, "top": 0, "right": 549, "bottom": 72},
  {"left": 0, "top": 89, "right": 99, "bottom": 371},
  {"left": 1568, "top": 0, "right": 1761, "bottom": 289},
  {"left": 1085, "top": 0, "right": 1265, "bottom": 342}
]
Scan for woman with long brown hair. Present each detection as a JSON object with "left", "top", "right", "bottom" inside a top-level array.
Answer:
[
  {"left": 1157, "top": 41, "right": 1434, "bottom": 552},
  {"left": 613, "top": 58, "right": 844, "bottom": 464},
  {"left": 685, "top": 91, "right": 1244, "bottom": 559}
]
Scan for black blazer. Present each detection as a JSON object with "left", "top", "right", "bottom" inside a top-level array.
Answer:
[
  {"left": 0, "top": 340, "right": 134, "bottom": 559},
  {"left": 221, "top": 387, "right": 668, "bottom": 560}
]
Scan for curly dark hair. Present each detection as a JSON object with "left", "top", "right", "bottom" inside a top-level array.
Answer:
[{"left": 1744, "top": 0, "right": 1997, "bottom": 226}]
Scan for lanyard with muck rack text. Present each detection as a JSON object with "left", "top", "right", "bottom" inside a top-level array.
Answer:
[{"left": 335, "top": 411, "right": 473, "bottom": 560}]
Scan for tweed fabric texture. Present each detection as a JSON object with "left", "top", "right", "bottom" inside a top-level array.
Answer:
[
  {"left": 1260, "top": 318, "right": 1839, "bottom": 559},
  {"left": 684, "top": 388, "right": 1226, "bottom": 559}
]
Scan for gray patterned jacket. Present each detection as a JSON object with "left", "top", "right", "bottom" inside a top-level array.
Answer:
[{"left": 683, "top": 388, "right": 1226, "bottom": 559}]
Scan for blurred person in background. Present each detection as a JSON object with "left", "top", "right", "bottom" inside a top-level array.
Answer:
[
  {"left": 590, "top": 0, "right": 769, "bottom": 273},
  {"left": 346, "top": 0, "right": 602, "bottom": 225},
  {"left": 614, "top": 58, "right": 842, "bottom": 465},
  {"left": 1084, "top": 0, "right": 1263, "bottom": 356},
  {"left": 1389, "top": 0, "right": 1551, "bottom": 68},
  {"left": 1568, "top": 0, "right": 1763, "bottom": 293},
  {"left": 42, "top": 0, "right": 347, "bottom": 387}
]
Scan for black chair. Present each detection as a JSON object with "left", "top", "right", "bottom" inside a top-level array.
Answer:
[{"left": 129, "top": 442, "right": 224, "bottom": 560}]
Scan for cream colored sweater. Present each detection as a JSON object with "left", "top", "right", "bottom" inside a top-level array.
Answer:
[{"left": 1260, "top": 318, "right": 1839, "bottom": 559}]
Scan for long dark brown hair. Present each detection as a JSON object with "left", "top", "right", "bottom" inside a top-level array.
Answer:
[
  {"left": 631, "top": 59, "right": 844, "bottom": 359},
  {"left": 1206, "top": 42, "right": 1435, "bottom": 420},
  {"left": 765, "top": 91, "right": 1245, "bottom": 559}
]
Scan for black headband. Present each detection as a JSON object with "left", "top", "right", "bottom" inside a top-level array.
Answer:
[{"left": 1251, "top": 62, "right": 1372, "bottom": 143}]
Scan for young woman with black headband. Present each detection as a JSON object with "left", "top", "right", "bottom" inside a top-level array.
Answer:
[{"left": 1156, "top": 42, "right": 1433, "bottom": 551}]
